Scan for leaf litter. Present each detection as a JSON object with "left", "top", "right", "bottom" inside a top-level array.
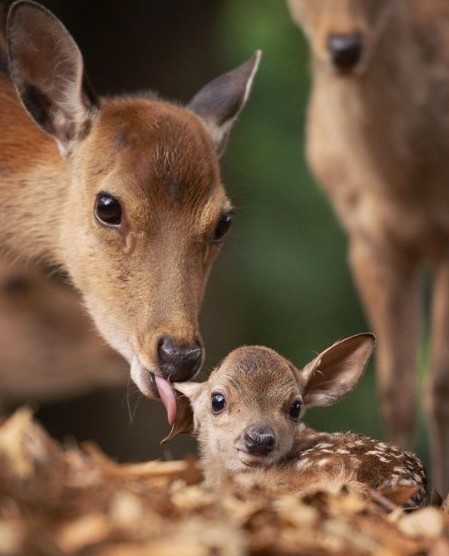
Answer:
[{"left": 0, "top": 408, "right": 448, "bottom": 556}]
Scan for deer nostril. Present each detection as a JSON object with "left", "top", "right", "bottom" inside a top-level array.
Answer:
[
  {"left": 244, "top": 426, "right": 276, "bottom": 456},
  {"left": 157, "top": 337, "right": 203, "bottom": 382},
  {"left": 328, "top": 33, "right": 364, "bottom": 70}
]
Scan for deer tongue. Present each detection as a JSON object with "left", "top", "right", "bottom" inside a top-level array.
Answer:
[
  {"left": 154, "top": 376, "right": 177, "bottom": 425},
  {"left": 161, "top": 391, "right": 194, "bottom": 444}
]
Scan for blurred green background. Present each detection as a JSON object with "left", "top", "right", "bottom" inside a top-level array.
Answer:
[
  {"left": 208, "top": 0, "right": 385, "bottom": 443},
  {"left": 2, "top": 0, "right": 428, "bottom": 467}
]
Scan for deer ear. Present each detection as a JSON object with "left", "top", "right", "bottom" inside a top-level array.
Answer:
[
  {"left": 299, "top": 333, "right": 375, "bottom": 409},
  {"left": 162, "top": 382, "right": 202, "bottom": 443},
  {"left": 189, "top": 51, "right": 261, "bottom": 156},
  {"left": 7, "top": 1, "right": 99, "bottom": 156}
]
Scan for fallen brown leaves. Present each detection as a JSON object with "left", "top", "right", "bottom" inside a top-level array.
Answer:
[{"left": 0, "top": 409, "right": 448, "bottom": 556}]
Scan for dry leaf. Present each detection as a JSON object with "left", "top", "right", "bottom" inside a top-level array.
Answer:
[
  {"left": 56, "top": 514, "right": 111, "bottom": 552},
  {"left": 0, "top": 409, "right": 447, "bottom": 556},
  {"left": 398, "top": 507, "right": 445, "bottom": 538}
]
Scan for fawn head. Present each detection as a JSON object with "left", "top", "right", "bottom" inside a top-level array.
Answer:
[
  {"left": 288, "top": 0, "right": 397, "bottom": 73},
  {"left": 6, "top": 1, "right": 260, "bottom": 422},
  {"left": 172, "top": 334, "right": 375, "bottom": 474}
]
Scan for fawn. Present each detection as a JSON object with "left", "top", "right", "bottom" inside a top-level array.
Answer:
[
  {"left": 287, "top": 0, "right": 449, "bottom": 494},
  {"left": 170, "top": 334, "right": 427, "bottom": 509},
  {"left": 0, "top": 1, "right": 260, "bottom": 423}
]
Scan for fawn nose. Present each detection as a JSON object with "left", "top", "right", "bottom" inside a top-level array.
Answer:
[
  {"left": 244, "top": 426, "right": 276, "bottom": 456},
  {"left": 157, "top": 337, "right": 203, "bottom": 381},
  {"left": 328, "top": 33, "right": 363, "bottom": 70}
]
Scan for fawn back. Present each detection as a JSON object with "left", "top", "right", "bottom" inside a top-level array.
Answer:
[
  {"left": 0, "top": 1, "right": 260, "bottom": 422},
  {"left": 172, "top": 334, "right": 427, "bottom": 509}
]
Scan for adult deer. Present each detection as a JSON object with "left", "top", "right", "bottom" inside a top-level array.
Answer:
[
  {"left": 0, "top": 1, "right": 260, "bottom": 423},
  {"left": 287, "top": 0, "right": 449, "bottom": 493}
]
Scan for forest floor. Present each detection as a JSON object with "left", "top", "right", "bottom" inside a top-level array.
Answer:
[{"left": 0, "top": 409, "right": 448, "bottom": 556}]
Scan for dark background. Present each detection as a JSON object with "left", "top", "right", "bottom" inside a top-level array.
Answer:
[{"left": 2, "top": 0, "right": 428, "bottom": 466}]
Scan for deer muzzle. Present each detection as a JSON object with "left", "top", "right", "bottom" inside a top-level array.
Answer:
[
  {"left": 157, "top": 336, "right": 203, "bottom": 382},
  {"left": 243, "top": 425, "right": 277, "bottom": 457},
  {"left": 130, "top": 356, "right": 178, "bottom": 425},
  {"left": 327, "top": 33, "right": 364, "bottom": 71}
]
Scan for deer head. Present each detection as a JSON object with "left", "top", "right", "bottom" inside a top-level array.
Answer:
[
  {"left": 6, "top": 1, "right": 261, "bottom": 423},
  {"left": 288, "top": 0, "right": 398, "bottom": 73},
  {"left": 171, "top": 334, "right": 375, "bottom": 478}
]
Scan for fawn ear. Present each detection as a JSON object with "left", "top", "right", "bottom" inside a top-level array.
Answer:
[
  {"left": 299, "top": 333, "right": 375, "bottom": 409},
  {"left": 189, "top": 51, "right": 261, "bottom": 156},
  {"left": 7, "top": 1, "right": 99, "bottom": 156},
  {"left": 162, "top": 382, "right": 202, "bottom": 443}
]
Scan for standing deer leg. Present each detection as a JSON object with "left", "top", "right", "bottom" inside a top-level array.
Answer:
[
  {"left": 427, "top": 260, "right": 449, "bottom": 495},
  {"left": 349, "top": 238, "right": 422, "bottom": 449}
]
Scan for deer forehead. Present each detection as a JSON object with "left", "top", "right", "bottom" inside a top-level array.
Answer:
[
  {"left": 208, "top": 346, "right": 300, "bottom": 406},
  {"left": 82, "top": 98, "right": 226, "bottom": 214},
  {"left": 290, "top": 0, "right": 390, "bottom": 32}
]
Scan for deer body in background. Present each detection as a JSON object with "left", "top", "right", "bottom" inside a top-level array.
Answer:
[
  {"left": 173, "top": 334, "right": 427, "bottom": 509},
  {"left": 288, "top": 0, "right": 449, "bottom": 494},
  {"left": 0, "top": 258, "right": 128, "bottom": 408},
  {"left": 0, "top": 1, "right": 260, "bottom": 423}
]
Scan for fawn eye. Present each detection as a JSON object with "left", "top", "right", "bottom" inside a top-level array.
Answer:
[
  {"left": 95, "top": 193, "right": 122, "bottom": 226},
  {"left": 289, "top": 400, "right": 302, "bottom": 421},
  {"left": 211, "top": 392, "right": 226, "bottom": 414},
  {"left": 212, "top": 211, "right": 233, "bottom": 243}
]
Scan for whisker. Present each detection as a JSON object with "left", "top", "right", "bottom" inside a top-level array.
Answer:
[{"left": 125, "top": 378, "right": 142, "bottom": 423}]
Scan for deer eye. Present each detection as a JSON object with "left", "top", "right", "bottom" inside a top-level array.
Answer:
[
  {"left": 95, "top": 193, "right": 122, "bottom": 226},
  {"left": 212, "top": 211, "right": 233, "bottom": 243},
  {"left": 289, "top": 400, "right": 302, "bottom": 421},
  {"left": 211, "top": 392, "right": 226, "bottom": 414}
]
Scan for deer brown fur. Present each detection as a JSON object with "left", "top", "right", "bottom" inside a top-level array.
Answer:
[
  {"left": 0, "top": 258, "right": 127, "bottom": 408},
  {"left": 172, "top": 334, "right": 427, "bottom": 509},
  {"left": 0, "top": 1, "right": 260, "bottom": 422},
  {"left": 287, "top": 0, "right": 449, "bottom": 494}
]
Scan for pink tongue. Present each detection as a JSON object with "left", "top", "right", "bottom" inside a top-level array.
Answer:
[{"left": 154, "top": 376, "right": 177, "bottom": 425}]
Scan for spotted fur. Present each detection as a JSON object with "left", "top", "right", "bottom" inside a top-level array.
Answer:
[{"left": 291, "top": 428, "right": 426, "bottom": 508}]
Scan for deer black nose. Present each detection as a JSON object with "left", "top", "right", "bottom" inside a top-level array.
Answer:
[
  {"left": 328, "top": 33, "right": 363, "bottom": 70},
  {"left": 157, "top": 337, "right": 202, "bottom": 381},
  {"left": 244, "top": 426, "right": 276, "bottom": 456}
]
